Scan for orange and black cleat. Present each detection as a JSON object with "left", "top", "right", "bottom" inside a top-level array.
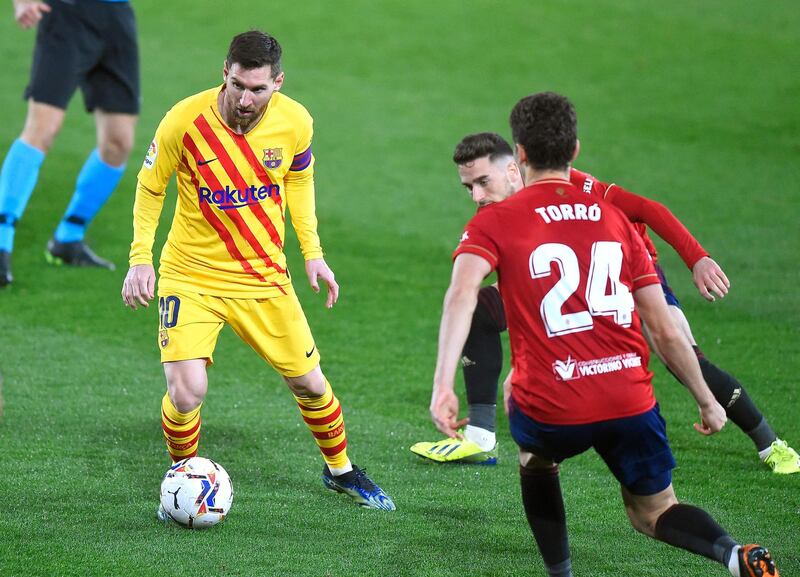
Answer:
[{"left": 739, "top": 544, "right": 778, "bottom": 577}]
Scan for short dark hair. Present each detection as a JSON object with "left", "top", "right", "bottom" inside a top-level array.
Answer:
[
  {"left": 226, "top": 30, "right": 282, "bottom": 78},
  {"left": 453, "top": 132, "right": 514, "bottom": 165},
  {"left": 509, "top": 92, "right": 577, "bottom": 171}
]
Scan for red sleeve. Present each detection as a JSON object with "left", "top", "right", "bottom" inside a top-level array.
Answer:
[
  {"left": 624, "top": 219, "right": 660, "bottom": 290},
  {"left": 452, "top": 214, "right": 499, "bottom": 270},
  {"left": 604, "top": 185, "right": 709, "bottom": 269}
]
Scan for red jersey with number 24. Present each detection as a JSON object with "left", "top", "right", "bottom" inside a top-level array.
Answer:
[{"left": 454, "top": 179, "right": 661, "bottom": 425}]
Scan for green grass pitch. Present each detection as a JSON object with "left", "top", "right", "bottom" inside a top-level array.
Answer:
[{"left": 0, "top": 1, "right": 798, "bottom": 575}]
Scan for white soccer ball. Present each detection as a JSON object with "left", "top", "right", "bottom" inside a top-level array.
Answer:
[{"left": 160, "top": 457, "right": 233, "bottom": 529}]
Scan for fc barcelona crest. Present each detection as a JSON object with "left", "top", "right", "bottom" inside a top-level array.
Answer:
[{"left": 263, "top": 148, "right": 283, "bottom": 169}]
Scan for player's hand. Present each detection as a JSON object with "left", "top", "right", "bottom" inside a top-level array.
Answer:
[
  {"left": 502, "top": 370, "right": 514, "bottom": 415},
  {"left": 305, "top": 258, "right": 339, "bottom": 309},
  {"left": 692, "top": 256, "right": 730, "bottom": 302},
  {"left": 121, "top": 264, "right": 156, "bottom": 310},
  {"left": 693, "top": 399, "right": 727, "bottom": 436},
  {"left": 430, "top": 386, "right": 468, "bottom": 438},
  {"left": 14, "top": 0, "right": 51, "bottom": 29}
]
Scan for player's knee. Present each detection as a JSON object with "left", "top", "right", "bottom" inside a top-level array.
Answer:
[
  {"left": 284, "top": 366, "right": 325, "bottom": 397},
  {"left": 21, "top": 104, "right": 65, "bottom": 153},
  {"left": 623, "top": 490, "right": 677, "bottom": 538},
  {"left": 624, "top": 506, "right": 659, "bottom": 537},
  {"left": 98, "top": 132, "right": 134, "bottom": 166},
  {"left": 164, "top": 366, "right": 207, "bottom": 412},
  {"left": 519, "top": 450, "right": 557, "bottom": 472},
  {"left": 20, "top": 126, "right": 58, "bottom": 154},
  {"left": 167, "top": 384, "right": 204, "bottom": 413}
]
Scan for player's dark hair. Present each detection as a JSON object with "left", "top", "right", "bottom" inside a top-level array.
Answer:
[
  {"left": 453, "top": 132, "right": 514, "bottom": 165},
  {"left": 509, "top": 92, "right": 577, "bottom": 171},
  {"left": 226, "top": 30, "right": 283, "bottom": 78}
]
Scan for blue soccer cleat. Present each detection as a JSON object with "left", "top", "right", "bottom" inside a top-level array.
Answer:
[{"left": 322, "top": 465, "right": 396, "bottom": 511}]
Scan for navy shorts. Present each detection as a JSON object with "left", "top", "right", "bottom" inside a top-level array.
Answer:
[
  {"left": 655, "top": 264, "right": 681, "bottom": 308},
  {"left": 24, "top": 0, "right": 140, "bottom": 114},
  {"left": 509, "top": 401, "right": 676, "bottom": 496}
]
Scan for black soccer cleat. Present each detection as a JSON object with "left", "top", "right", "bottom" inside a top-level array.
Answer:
[
  {"left": 0, "top": 250, "right": 12, "bottom": 287},
  {"left": 739, "top": 544, "right": 779, "bottom": 577},
  {"left": 45, "top": 239, "right": 115, "bottom": 270}
]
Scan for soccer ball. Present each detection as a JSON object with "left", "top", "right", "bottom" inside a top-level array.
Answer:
[{"left": 159, "top": 457, "right": 233, "bottom": 528}]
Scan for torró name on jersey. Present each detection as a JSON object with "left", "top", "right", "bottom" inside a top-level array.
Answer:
[{"left": 534, "top": 202, "right": 602, "bottom": 224}]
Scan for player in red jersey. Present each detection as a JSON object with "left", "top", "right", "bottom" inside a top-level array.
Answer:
[
  {"left": 429, "top": 92, "right": 778, "bottom": 577},
  {"left": 411, "top": 131, "right": 799, "bottom": 474}
]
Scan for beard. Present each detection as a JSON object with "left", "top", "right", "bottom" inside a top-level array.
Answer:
[{"left": 221, "top": 94, "right": 267, "bottom": 132}]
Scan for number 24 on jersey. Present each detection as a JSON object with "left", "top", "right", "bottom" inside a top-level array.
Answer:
[{"left": 530, "top": 241, "right": 634, "bottom": 338}]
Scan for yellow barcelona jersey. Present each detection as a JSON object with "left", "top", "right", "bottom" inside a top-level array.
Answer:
[{"left": 129, "top": 87, "right": 322, "bottom": 298}]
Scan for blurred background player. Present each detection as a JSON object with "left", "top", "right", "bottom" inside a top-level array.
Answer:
[
  {"left": 411, "top": 132, "right": 799, "bottom": 475},
  {"left": 121, "top": 31, "right": 395, "bottom": 513},
  {"left": 0, "top": 0, "right": 139, "bottom": 287},
  {"left": 429, "top": 91, "right": 779, "bottom": 577}
]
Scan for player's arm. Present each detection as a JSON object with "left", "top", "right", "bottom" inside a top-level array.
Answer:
[
  {"left": 607, "top": 186, "right": 729, "bottom": 301},
  {"left": 122, "top": 181, "right": 166, "bottom": 309},
  {"left": 13, "top": 0, "right": 50, "bottom": 29},
  {"left": 431, "top": 253, "right": 492, "bottom": 437},
  {"left": 122, "top": 112, "right": 181, "bottom": 310},
  {"left": 635, "top": 284, "right": 726, "bottom": 434},
  {"left": 284, "top": 120, "right": 338, "bottom": 308}
]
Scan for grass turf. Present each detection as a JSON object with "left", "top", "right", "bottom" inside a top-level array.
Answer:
[{"left": 0, "top": 0, "right": 798, "bottom": 575}]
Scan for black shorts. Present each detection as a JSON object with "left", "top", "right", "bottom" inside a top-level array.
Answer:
[{"left": 24, "top": 0, "right": 140, "bottom": 114}]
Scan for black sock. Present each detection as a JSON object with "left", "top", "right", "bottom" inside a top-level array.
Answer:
[
  {"left": 654, "top": 503, "right": 737, "bottom": 564},
  {"left": 467, "top": 403, "right": 497, "bottom": 434},
  {"left": 694, "top": 348, "right": 776, "bottom": 450},
  {"left": 462, "top": 286, "right": 506, "bottom": 430},
  {"left": 519, "top": 465, "right": 570, "bottom": 569}
]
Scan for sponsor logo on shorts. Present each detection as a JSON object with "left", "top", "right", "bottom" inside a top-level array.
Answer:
[
  {"left": 263, "top": 148, "right": 282, "bottom": 169},
  {"left": 198, "top": 184, "right": 281, "bottom": 210},
  {"left": 144, "top": 140, "right": 158, "bottom": 169},
  {"left": 553, "top": 352, "right": 642, "bottom": 381}
]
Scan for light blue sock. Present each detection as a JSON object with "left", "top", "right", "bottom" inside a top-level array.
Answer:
[
  {"left": 0, "top": 139, "right": 46, "bottom": 252},
  {"left": 54, "top": 149, "right": 125, "bottom": 243}
]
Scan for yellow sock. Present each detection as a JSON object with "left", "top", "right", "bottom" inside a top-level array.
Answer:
[
  {"left": 161, "top": 392, "right": 202, "bottom": 462},
  {"left": 294, "top": 380, "right": 350, "bottom": 471}
]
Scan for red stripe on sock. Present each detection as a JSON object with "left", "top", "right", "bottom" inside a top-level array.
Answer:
[
  {"left": 320, "top": 438, "right": 347, "bottom": 457},
  {"left": 302, "top": 405, "right": 342, "bottom": 426},
  {"left": 161, "top": 414, "right": 201, "bottom": 439},
  {"left": 312, "top": 423, "right": 345, "bottom": 440},
  {"left": 296, "top": 395, "right": 335, "bottom": 413}
]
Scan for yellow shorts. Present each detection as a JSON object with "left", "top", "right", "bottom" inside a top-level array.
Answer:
[{"left": 156, "top": 287, "right": 320, "bottom": 377}]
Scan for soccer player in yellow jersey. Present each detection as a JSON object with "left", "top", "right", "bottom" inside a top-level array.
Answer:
[{"left": 121, "top": 30, "right": 395, "bottom": 513}]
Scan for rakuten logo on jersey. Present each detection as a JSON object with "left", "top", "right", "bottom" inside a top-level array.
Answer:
[
  {"left": 553, "top": 352, "right": 643, "bottom": 381},
  {"left": 198, "top": 184, "right": 281, "bottom": 211}
]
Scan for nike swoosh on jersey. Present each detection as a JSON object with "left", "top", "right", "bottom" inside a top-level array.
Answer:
[
  {"left": 305, "top": 346, "right": 316, "bottom": 358},
  {"left": 198, "top": 157, "right": 217, "bottom": 166}
]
